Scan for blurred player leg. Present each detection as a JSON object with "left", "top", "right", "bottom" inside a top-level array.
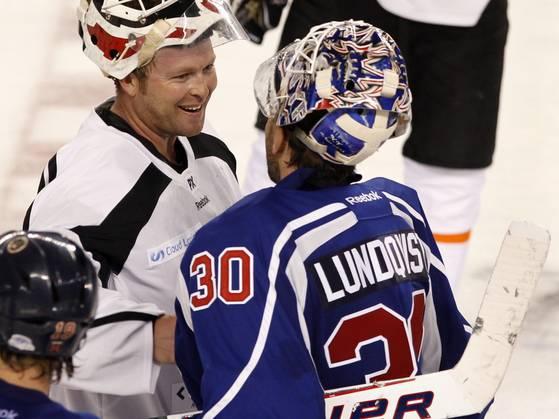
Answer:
[
  {"left": 401, "top": 0, "right": 508, "bottom": 290},
  {"left": 404, "top": 158, "right": 486, "bottom": 290}
]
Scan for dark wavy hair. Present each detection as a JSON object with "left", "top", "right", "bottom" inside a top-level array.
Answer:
[{"left": 0, "top": 347, "right": 75, "bottom": 382}]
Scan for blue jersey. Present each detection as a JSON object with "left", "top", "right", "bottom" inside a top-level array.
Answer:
[
  {"left": 175, "top": 169, "right": 476, "bottom": 418},
  {"left": 0, "top": 379, "right": 98, "bottom": 419}
]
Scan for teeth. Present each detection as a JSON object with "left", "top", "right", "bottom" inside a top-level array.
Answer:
[{"left": 180, "top": 105, "right": 201, "bottom": 112}]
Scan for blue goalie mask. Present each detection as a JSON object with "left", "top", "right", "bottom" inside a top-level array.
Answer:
[{"left": 254, "top": 20, "right": 412, "bottom": 165}]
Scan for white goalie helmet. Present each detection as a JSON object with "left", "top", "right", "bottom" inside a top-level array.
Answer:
[
  {"left": 78, "top": 0, "right": 248, "bottom": 79},
  {"left": 254, "top": 20, "right": 412, "bottom": 166}
]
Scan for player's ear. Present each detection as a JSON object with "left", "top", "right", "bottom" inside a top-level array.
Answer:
[
  {"left": 116, "top": 73, "right": 141, "bottom": 97},
  {"left": 270, "top": 124, "right": 288, "bottom": 155}
]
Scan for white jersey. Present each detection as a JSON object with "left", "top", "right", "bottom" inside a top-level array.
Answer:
[
  {"left": 24, "top": 99, "right": 241, "bottom": 419},
  {"left": 377, "top": 0, "right": 492, "bottom": 27}
]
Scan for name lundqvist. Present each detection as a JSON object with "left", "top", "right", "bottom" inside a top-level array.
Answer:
[{"left": 313, "top": 231, "right": 428, "bottom": 304}]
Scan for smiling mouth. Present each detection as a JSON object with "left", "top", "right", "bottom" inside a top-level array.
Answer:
[{"left": 179, "top": 105, "right": 202, "bottom": 113}]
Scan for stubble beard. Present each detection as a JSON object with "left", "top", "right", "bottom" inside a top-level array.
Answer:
[
  {"left": 266, "top": 154, "right": 280, "bottom": 184},
  {"left": 265, "top": 128, "right": 280, "bottom": 184}
]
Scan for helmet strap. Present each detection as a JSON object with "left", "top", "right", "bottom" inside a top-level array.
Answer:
[{"left": 138, "top": 19, "right": 173, "bottom": 68}]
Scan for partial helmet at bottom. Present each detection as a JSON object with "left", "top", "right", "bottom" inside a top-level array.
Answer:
[{"left": 0, "top": 231, "right": 98, "bottom": 358}]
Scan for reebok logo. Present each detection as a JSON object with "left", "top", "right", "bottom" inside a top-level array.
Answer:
[
  {"left": 0, "top": 409, "right": 19, "bottom": 419},
  {"left": 195, "top": 195, "right": 209, "bottom": 210},
  {"left": 187, "top": 176, "right": 196, "bottom": 190},
  {"left": 345, "top": 190, "right": 382, "bottom": 205}
]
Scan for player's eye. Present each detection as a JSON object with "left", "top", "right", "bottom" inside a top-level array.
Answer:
[{"left": 173, "top": 73, "right": 191, "bottom": 80}]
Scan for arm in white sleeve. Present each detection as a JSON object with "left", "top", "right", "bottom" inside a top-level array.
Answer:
[{"left": 61, "top": 287, "right": 165, "bottom": 395}]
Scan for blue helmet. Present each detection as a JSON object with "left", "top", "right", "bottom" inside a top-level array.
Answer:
[
  {"left": 0, "top": 231, "right": 98, "bottom": 358},
  {"left": 254, "top": 20, "right": 412, "bottom": 165}
]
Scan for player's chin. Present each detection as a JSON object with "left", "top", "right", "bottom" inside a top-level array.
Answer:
[{"left": 177, "top": 111, "right": 206, "bottom": 137}]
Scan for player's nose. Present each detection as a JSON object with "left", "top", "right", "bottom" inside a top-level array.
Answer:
[{"left": 187, "top": 75, "right": 212, "bottom": 101}]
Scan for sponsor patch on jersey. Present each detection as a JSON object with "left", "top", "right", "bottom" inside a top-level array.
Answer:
[
  {"left": 344, "top": 190, "right": 382, "bottom": 206},
  {"left": 147, "top": 224, "right": 201, "bottom": 268},
  {"left": 311, "top": 230, "right": 428, "bottom": 306}
]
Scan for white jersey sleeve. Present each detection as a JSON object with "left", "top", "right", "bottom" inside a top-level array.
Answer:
[{"left": 26, "top": 125, "right": 165, "bottom": 394}]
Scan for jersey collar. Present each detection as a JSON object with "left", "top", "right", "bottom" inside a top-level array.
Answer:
[
  {"left": 95, "top": 98, "right": 189, "bottom": 173},
  {"left": 276, "top": 168, "right": 318, "bottom": 190},
  {"left": 276, "top": 167, "right": 362, "bottom": 191}
]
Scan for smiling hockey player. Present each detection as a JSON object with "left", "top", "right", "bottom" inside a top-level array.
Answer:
[{"left": 23, "top": 1, "right": 248, "bottom": 418}]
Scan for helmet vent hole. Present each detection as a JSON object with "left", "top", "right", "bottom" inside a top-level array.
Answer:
[
  {"left": 345, "top": 80, "right": 355, "bottom": 91},
  {"left": 90, "top": 35, "right": 98, "bottom": 45},
  {"left": 109, "top": 49, "right": 119, "bottom": 59}
]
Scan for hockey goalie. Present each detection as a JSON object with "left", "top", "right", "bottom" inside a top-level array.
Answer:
[{"left": 174, "top": 20, "right": 550, "bottom": 419}]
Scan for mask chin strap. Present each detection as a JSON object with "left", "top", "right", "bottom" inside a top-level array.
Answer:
[
  {"left": 392, "top": 112, "right": 412, "bottom": 143},
  {"left": 137, "top": 18, "right": 173, "bottom": 67},
  {"left": 381, "top": 69, "right": 399, "bottom": 98},
  {"left": 315, "top": 67, "right": 334, "bottom": 98},
  {"left": 337, "top": 110, "right": 397, "bottom": 160},
  {"left": 78, "top": 0, "right": 89, "bottom": 21},
  {"left": 293, "top": 109, "right": 398, "bottom": 166}
]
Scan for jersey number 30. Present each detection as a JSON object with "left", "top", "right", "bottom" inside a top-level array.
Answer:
[
  {"left": 325, "top": 291, "right": 426, "bottom": 382},
  {"left": 189, "top": 247, "right": 254, "bottom": 310}
]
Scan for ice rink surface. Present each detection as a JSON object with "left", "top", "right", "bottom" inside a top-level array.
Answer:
[{"left": 0, "top": 1, "right": 557, "bottom": 417}]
